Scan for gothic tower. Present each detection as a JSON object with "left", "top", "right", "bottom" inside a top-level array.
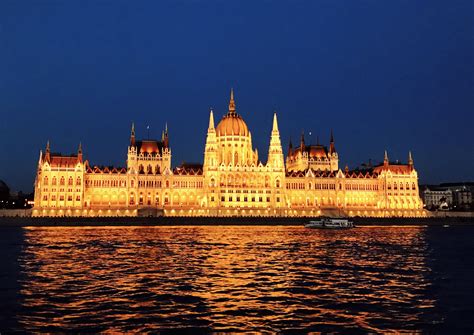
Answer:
[{"left": 267, "top": 112, "right": 284, "bottom": 169}]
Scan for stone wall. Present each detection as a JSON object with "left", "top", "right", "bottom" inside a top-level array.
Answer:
[{"left": 0, "top": 209, "right": 32, "bottom": 217}]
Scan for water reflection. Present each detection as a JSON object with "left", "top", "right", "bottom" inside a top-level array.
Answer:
[{"left": 17, "top": 226, "right": 435, "bottom": 332}]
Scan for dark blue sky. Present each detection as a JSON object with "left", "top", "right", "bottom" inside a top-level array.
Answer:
[{"left": 1, "top": 1, "right": 473, "bottom": 192}]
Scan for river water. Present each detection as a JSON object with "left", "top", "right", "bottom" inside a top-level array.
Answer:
[{"left": 0, "top": 225, "right": 473, "bottom": 333}]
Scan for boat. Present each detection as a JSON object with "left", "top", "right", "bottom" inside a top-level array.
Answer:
[{"left": 305, "top": 217, "right": 354, "bottom": 229}]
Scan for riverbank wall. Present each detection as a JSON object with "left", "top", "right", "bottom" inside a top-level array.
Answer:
[{"left": 0, "top": 215, "right": 472, "bottom": 227}]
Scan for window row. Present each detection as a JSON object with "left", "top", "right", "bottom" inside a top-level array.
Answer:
[
  {"left": 43, "top": 195, "right": 81, "bottom": 202},
  {"left": 43, "top": 176, "right": 81, "bottom": 186}
]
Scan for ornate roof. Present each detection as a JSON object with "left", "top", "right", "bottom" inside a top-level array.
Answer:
[
  {"left": 373, "top": 164, "right": 412, "bottom": 175},
  {"left": 215, "top": 89, "right": 249, "bottom": 137},
  {"left": 136, "top": 140, "right": 166, "bottom": 155},
  {"left": 173, "top": 163, "right": 203, "bottom": 175},
  {"left": 86, "top": 166, "right": 127, "bottom": 174},
  {"left": 288, "top": 144, "right": 329, "bottom": 160},
  {"left": 49, "top": 155, "right": 79, "bottom": 168}
]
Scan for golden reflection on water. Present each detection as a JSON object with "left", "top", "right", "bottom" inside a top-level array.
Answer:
[{"left": 18, "top": 226, "right": 434, "bottom": 332}]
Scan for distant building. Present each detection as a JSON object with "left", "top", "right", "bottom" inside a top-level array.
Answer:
[
  {"left": 453, "top": 186, "right": 472, "bottom": 209},
  {"left": 423, "top": 187, "right": 453, "bottom": 210},
  {"left": 32, "top": 90, "right": 425, "bottom": 217},
  {"left": 422, "top": 183, "right": 473, "bottom": 211}
]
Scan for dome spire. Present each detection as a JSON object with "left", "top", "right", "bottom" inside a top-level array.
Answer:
[{"left": 228, "top": 88, "right": 236, "bottom": 114}]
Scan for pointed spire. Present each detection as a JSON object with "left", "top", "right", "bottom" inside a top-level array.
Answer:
[
  {"left": 384, "top": 150, "right": 389, "bottom": 166},
  {"left": 228, "top": 88, "right": 236, "bottom": 114},
  {"left": 130, "top": 122, "right": 136, "bottom": 146},
  {"left": 272, "top": 112, "right": 279, "bottom": 132},
  {"left": 163, "top": 123, "right": 169, "bottom": 148},
  {"left": 329, "top": 129, "right": 336, "bottom": 154},
  {"left": 300, "top": 130, "right": 305, "bottom": 148},
  {"left": 45, "top": 140, "right": 51, "bottom": 162},
  {"left": 408, "top": 151, "right": 414, "bottom": 166},
  {"left": 208, "top": 109, "right": 215, "bottom": 129},
  {"left": 161, "top": 130, "right": 165, "bottom": 141},
  {"left": 77, "top": 142, "right": 83, "bottom": 162}
]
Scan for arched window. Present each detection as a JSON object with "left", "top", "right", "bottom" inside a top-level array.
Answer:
[
  {"left": 400, "top": 183, "right": 403, "bottom": 190},
  {"left": 388, "top": 183, "right": 392, "bottom": 190},
  {"left": 139, "top": 165, "right": 144, "bottom": 174},
  {"left": 43, "top": 176, "right": 48, "bottom": 185},
  {"left": 234, "top": 152, "right": 238, "bottom": 165},
  {"left": 76, "top": 177, "right": 81, "bottom": 186},
  {"left": 60, "top": 176, "right": 65, "bottom": 186},
  {"left": 147, "top": 165, "right": 152, "bottom": 174},
  {"left": 131, "top": 180, "right": 134, "bottom": 187},
  {"left": 412, "top": 183, "right": 416, "bottom": 190},
  {"left": 276, "top": 179, "right": 280, "bottom": 188},
  {"left": 155, "top": 165, "right": 160, "bottom": 174},
  {"left": 68, "top": 177, "right": 73, "bottom": 186},
  {"left": 394, "top": 183, "right": 397, "bottom": 190}
]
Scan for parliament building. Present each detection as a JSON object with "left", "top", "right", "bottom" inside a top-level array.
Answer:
[{"left": 33, "top": 90, "right": 425, "bottom": 217}]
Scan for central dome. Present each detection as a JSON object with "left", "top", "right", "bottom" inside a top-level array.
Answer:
[
  {"left": 215, "top": 89, "right": 249, "bottom": 137},
  {"left": 216, "top": 113, "right": 249, "bottom": 136}
]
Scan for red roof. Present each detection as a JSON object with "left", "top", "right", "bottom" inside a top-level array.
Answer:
[
  {"left": 137, "top": 140, "right": 165, "bottom": 155},
  {"left": 373, "top": 164, "right": 412, "bottom": 175},
  {"left": 49, "top": 155, "right": 78, "bottom": 168}
]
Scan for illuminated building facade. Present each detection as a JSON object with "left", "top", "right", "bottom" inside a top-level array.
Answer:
[{"left": 33, "top": 90, "right": 425, "bottom": 217}]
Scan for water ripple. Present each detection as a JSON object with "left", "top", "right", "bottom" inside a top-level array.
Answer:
[{"left": 14, "top": 226, "right": 438, "bottom": 332}]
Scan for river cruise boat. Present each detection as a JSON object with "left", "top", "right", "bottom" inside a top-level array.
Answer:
[{"left": 305, "top": 218, "right": 354, "bottom": 229}]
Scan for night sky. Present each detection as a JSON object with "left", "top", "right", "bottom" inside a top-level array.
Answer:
[{"left": 1, "top": 1, "right": 473, "bottom": 192}]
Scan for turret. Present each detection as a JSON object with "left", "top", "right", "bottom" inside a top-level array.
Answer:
[
  {"left": 203, "top": 109, "right": 218, "bottom": 170},
  {"left": 130, "top": 122, "right": 135, "bottom": 147},
  {"left": 267, "top": 112, "right": 284, "bottom": 169}
]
